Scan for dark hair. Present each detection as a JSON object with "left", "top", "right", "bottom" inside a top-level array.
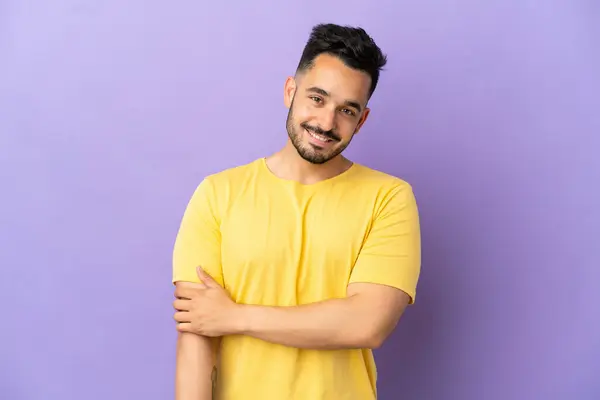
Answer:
[{"left": 296, "top": 23, "right": 387, "bottom": 98}]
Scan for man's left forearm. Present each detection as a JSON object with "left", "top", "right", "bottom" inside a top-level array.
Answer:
[
  {"left": 231, "top": 295, "right": 387, "bottom": 350},
  {"left": 174, "top": 270, "right": 409, "bottom": 350}
]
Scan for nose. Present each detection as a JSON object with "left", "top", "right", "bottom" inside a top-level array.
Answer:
[{"left": 317, "top": 109, "right": 336, "bottom": 132}]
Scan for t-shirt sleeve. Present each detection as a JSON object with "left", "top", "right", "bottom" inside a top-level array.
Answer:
[
  {"left": 172, "top": 178, "right": 224, "bottom": 287},
  {"left": 349, "top": 183, "right": 421, "bottom": 303}
]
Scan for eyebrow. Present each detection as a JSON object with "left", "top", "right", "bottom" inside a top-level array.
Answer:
[{"left": 306, "top": 86, "right": 363, "bottom": 113}]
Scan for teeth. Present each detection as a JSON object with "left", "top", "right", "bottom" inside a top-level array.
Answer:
[{"left": 308, "top": 130, "right": 331, "bottom": 142}]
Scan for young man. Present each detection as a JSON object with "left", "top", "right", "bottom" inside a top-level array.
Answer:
[{"left": 172, "top": 23, "right": 421, "bottom": 400}]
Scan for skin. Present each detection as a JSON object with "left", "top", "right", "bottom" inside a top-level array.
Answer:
[
  {"left": 174, "top": 330, "right": 215, "bottom": 400},
  {"left": 174, "top": 53, "right": 410, "bottom": 399},
  {"left": 175, "top": 267, "right": 410, "bottom": 350},
  {"left": 267, "top": 53, "right": 372, "bottom": 184}
]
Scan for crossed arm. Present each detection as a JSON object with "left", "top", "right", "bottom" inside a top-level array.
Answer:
[
  {"left": 237, "top": 282, "right": 410, "bottom": 349},
  {"left": 175, "top": 274, "right": 411, "bottom": 350}
]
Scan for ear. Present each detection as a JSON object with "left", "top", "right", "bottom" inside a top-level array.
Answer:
[
  {"left": 353, "top": 107, "right": 371, "bottom": 135},
  {"left": 284, "top": 76, "right": 296, "bottom": 108}
]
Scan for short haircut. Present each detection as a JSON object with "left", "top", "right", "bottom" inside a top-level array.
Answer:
[{"left": 296, "top": 23, "right": 388, "bottom": 98}]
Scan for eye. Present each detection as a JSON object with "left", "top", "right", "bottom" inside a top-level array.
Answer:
[
  {"left": 341, "top": 108, "right": 355, "bottom": 116},
  {"left": 310, "top": 96, "right": 322, "bottom": 103}
]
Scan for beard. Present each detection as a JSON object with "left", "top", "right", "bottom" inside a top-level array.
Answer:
[{"left": 285, "top": 100, "right": 353, "bottom": 165}]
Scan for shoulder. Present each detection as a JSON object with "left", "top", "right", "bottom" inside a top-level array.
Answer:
[
  {"left": 346, "top": 163, "right": 419, "bottom": 220},
  {"left": 190, "top": 158, "right": 263, "bottom": 209},
  {"left": 203, "top": 158, "right": 262, "bottom": 187},
  {"left": 350, "top": 163, "right": 415, "bottom": 198}
]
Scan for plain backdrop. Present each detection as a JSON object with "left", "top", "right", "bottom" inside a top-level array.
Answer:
[{"left": 1, "top": 1, "right": 599, "bottom": 399}]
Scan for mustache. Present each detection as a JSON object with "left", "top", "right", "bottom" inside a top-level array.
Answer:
[{"left": 300, "top": 122, "right": 340, "bottom": 142}]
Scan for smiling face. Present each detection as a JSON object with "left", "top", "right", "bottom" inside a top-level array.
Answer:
[{"left": 284, "top": 54, "right": 372, "bottom": 164}]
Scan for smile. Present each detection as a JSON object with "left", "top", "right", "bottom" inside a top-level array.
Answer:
[{"left": 306, "top": 129, "right": 334, "bottom": 143}]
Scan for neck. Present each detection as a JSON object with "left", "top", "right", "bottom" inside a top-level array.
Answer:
[{"left": 265, "top": 140, "right": 353, "bottom": 185}]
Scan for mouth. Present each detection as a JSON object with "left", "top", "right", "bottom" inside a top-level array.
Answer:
[{"left": 305, "top": 128, "right": 335, "bottom": 145}]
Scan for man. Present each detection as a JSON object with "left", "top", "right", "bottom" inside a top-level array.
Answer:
[{"left": 172, "top": 23, "right": 421, "bottom": 400}]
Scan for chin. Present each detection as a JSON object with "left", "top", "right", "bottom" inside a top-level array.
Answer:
[{"left": 300, "top": 150, "right": 335, "bottom": 165}]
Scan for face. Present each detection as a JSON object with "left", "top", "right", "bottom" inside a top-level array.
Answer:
[{"left": 284, "top": 54, "right": 372, "bottom": 164}]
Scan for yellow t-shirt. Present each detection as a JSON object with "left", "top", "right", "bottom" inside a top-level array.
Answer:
[{"left": 173, "top": 158, "right": 421, "bottom": 400}]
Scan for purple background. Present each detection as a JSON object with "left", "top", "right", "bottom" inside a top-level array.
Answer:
[{"left": 1, "top": 1, "right": 599, "bottom": 399}]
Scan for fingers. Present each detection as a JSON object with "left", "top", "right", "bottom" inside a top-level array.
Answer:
[
  {"left": 176, "top": 322, "right": 192, "bottom": 333},
  {"left": 174, "top": 281, "right": 206, "bottom": 299},
  {"left": 173, "top": 311, "right": 190, "bottom": 323},
  {"left": 196, "top": 267, "right": 219, "bottom": 288},
  {"left": 173, "top": 298, "right": 190, "bottom": 311}
]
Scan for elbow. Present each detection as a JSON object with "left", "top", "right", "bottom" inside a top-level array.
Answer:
[
  {"left": 355, "top": 328, "right": 387, "bottom": 350},
  {"left": 371, "top": 337, "right": 385, "bottom": 350},
  {"left": 365, "top": 332, "right": 386, "bottom": 350}
]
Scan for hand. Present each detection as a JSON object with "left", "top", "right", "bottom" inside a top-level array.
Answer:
[{"left": 173, "top": 267, "right": 241, "bottom": 337}]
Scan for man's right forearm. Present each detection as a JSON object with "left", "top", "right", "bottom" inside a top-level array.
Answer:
[{"left": 175, "top": 332, "right": 218, "bottom": 400}]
